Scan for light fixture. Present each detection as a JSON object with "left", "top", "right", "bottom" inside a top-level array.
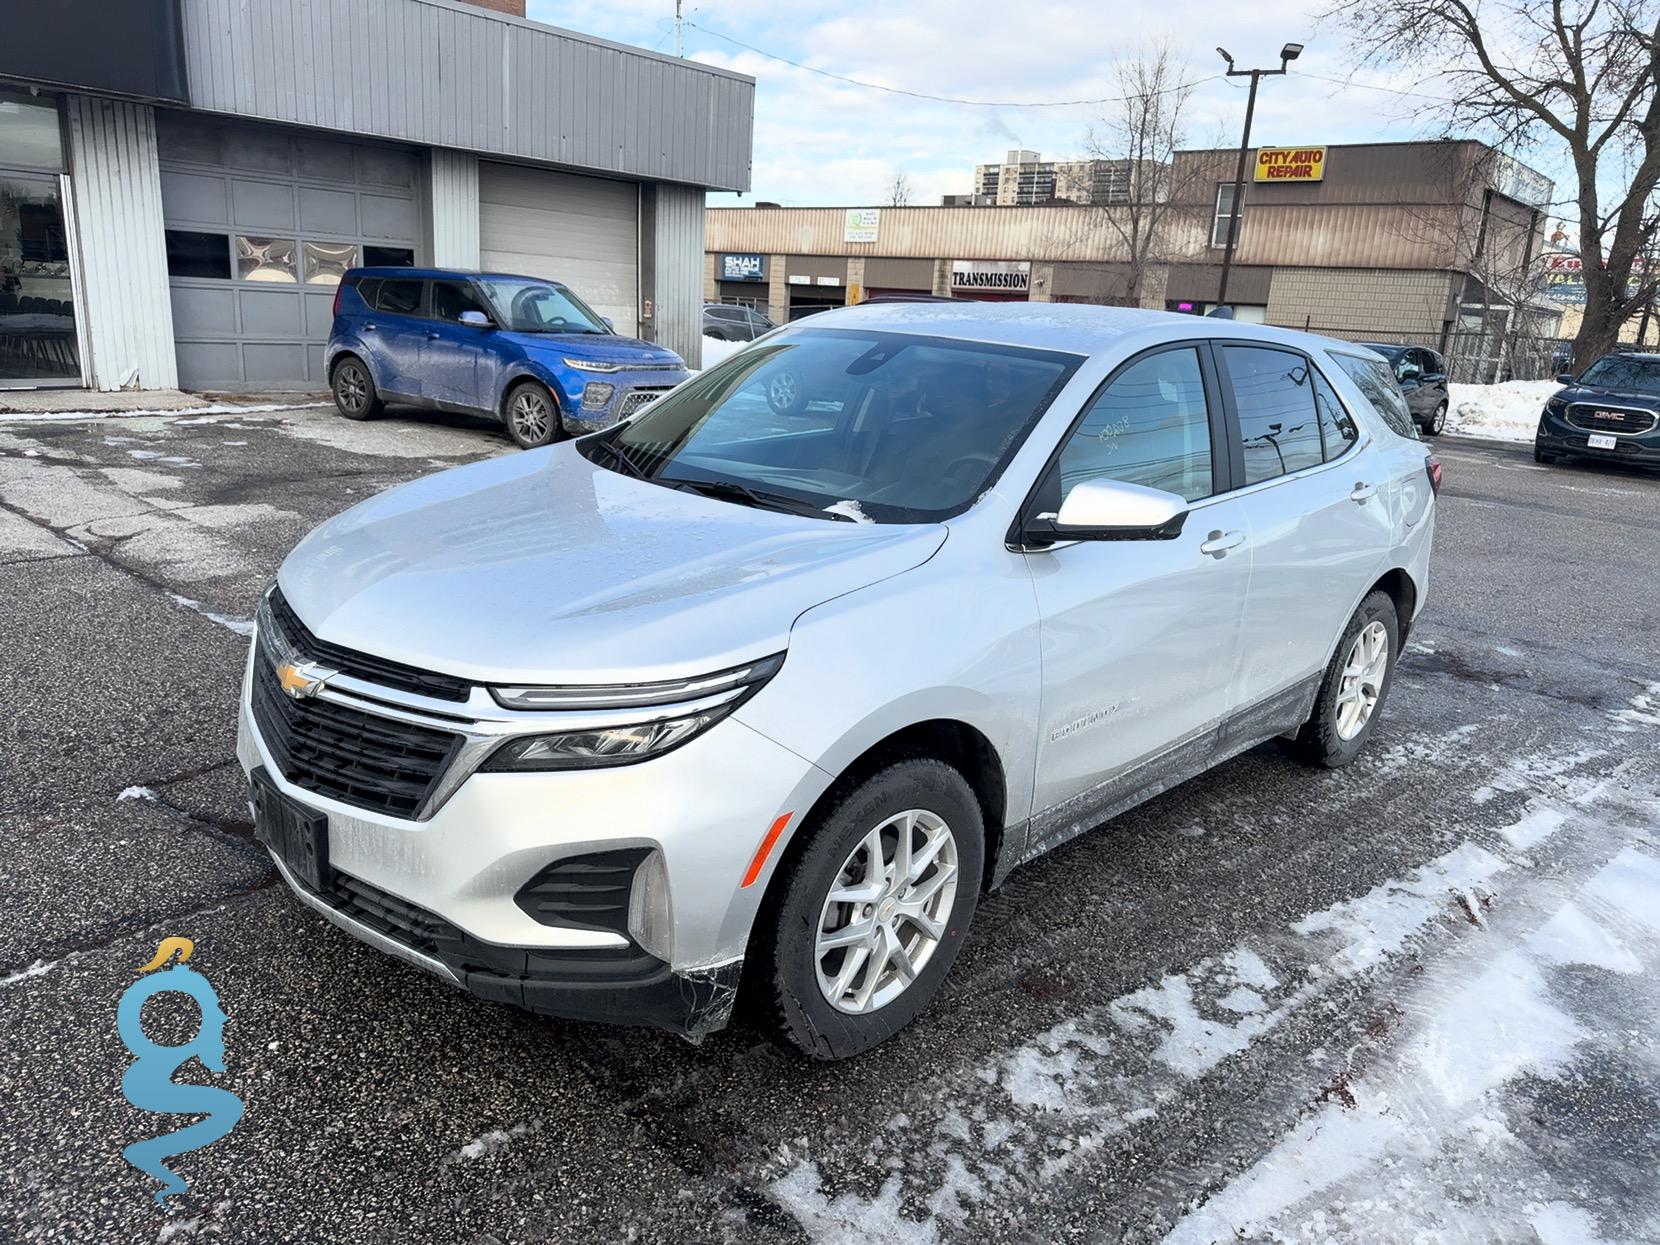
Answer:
[
  {"left": 1216, "top": 47, "right": 1234, "bottom": 66},
  {"left": 1280, "top": 42, "right": 1304, "bottom": 62}
]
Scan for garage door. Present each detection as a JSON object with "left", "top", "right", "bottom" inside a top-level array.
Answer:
[
  {"left": 157, "top": 113, "right": 420, "bottom": 391},
  {"left": 478, "top": 163, "right": 639, "bottom": 337}
]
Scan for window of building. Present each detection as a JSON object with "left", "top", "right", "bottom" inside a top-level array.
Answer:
[
  {"left": 165, "top": 230, "right": 231, "bottom": 280},
  {"left": 235, "top": 236, "right": 297, "bottom": 283},
  {"left": 1221, "top": 346, "right": 1324, "bottom": 483},
  {"left": 1056, "top": 347, "right": 1214, "bottom": 503},
  {"left": 363, "top": 245, "right": 415, "bottom": 268},
  {"left": 1331, "top": 351, "right": 1417, "bottom": 439},
  {"left": 1212, "top": 183, "right": 1244, "bottom": 248},
  {"left": 373, "top": 278, "right": 424, "bottom": 315},
  {"left": 1314, "top": 369, "right": 1360, "bottom": 459},
  {"left": 302, "top": 240, "right": 357, "bottom": 285},
  {"left": 0, "top": 88, "right": 65, "bottom": 171},
  {"left": 430, "top": 280, "right": 492, "bottom": 322}
]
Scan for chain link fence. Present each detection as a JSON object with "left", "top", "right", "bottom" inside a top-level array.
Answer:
[{"left": 1442, "top": 330, "right": 1574, "bottom": 384}]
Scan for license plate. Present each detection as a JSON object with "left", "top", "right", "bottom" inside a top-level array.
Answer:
[
  {"left": 1588, "top": 433, "right": 1617, "bottom": 450},
  {"left": 252, "top": 769, "right": 330, "bottom": 891}
]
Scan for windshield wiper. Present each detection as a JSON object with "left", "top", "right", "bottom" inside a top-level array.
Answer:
[
  {"left": 665, "top": 476, "right": 854, "bottom": 522},
  {"left": 588, "top": 436, "right": 648, "bottom": 479}
]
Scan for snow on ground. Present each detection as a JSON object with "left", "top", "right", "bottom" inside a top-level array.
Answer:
[
  {"left": 1445, "top": 380, "right": 1558, "bottom": 443},
  {"left": 0, "top": 401, "right": 328, "bottom": 423},
  {"left": 701, "top": 334, "right": 746, "bottom": 369}
]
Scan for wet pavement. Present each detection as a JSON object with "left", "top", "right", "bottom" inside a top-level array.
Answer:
[{"left": 1, "top": 405, "right": 1656, "bottom": 1244}]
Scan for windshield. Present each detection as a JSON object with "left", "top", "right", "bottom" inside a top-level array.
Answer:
[
  {"left": 583, "top": 328, "right": 1081, "bottom": 523},
  {"left": 477, "top": 277, "right": 610, "bottom": 334},
  {"left": 1576, "top": 355, "right": 1660, "bottom": 394}
]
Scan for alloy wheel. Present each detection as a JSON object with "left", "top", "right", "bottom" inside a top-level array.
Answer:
[
  {"left": 767, "top": 372, "right": 798, "bottom": 410},
  {"left": 511, "top": 387, "right": 553, "bottom": 443},
  {"left": 1336, "top": 620, "right": 1389, "bottom": 740},
  {"left": 336, "top": 363, "right": 367, "bottom": 413},
  {"left": 814, "top": 809, "right": 959, "bottom": 1015},
  {"left": 1431, "top": 402, "right": 1447, "bottom": 435}
]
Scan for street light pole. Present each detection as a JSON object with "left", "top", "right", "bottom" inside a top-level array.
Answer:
[{"left": 1214, "top": 43, "right": 1302, "bottom": 312}]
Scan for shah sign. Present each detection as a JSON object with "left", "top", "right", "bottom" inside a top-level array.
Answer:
[
  {"left": 719, "top": 253, "right": 766, "bottom": 282},
  {"left": 843, "top": 208, "right": 881, "bottom": 243},
  {"left": 1254, "top": 147, "right": 1326, "bottom": 183},
  {"left": 950, "top": 260, "right": 1030, "bottom": 294}
]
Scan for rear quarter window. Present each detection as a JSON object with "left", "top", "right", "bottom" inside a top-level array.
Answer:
[{"left": 1330, "top": 351, "right": 1418, "bottom": 440}]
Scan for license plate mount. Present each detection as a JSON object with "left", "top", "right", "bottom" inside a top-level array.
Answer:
[
  {"left": 252, "top": 768, "right": 331, "bottom": 892},
  {"left": 1588, "top": 433, "right": 1618, "bottom": 450}
]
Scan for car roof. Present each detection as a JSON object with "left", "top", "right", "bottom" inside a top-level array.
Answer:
[
  {"left": 787, "top": 301, "right": 1365, "bottom": 359},
  {"left": 1355, "top": 341, "right": 1409, "bottom": 355},
  {"left": 347, "top": 267, "right": 573, "bottom": 284}
]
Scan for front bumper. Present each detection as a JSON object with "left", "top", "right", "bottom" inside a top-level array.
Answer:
[
  {"left": 237, "top": 641, "right": 827, "bottom": 1038},
  {"left": 558, "top": 368, "right": 690, "bottom": 432},
  {"left": 1537, "top": 409, "right": 1660, "bottom": 467}
]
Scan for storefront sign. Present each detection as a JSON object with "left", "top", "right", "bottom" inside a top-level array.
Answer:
[
  {"left": 843, "top": 209, "right": 881, "bottom": 243},
  {"left": 1254, "top": 147, "right": 1326, "bottom": 182},
  {"left": 718, "top": 253, "right": 766, "bottom": 282},
  {"left": 950, "top": 260, "right": 1031, "bottom": 293}
]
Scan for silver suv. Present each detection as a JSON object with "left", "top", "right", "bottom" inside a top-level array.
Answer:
[{"left": 239, "top": 303, "right": 1438, "bottom": 1059}]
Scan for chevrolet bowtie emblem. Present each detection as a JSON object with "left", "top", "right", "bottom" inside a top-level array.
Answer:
[{"left": 275, "top": 660, "right": 331, "bottom": 700}]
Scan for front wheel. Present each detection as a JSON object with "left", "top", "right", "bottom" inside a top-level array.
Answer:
[
  {"left": 1534, "top": 442, "right": 1557, "bottom": 465},
  {"left": 331, "top": 357, "right": 382, "bottom": 420},
  {"left": 1283, "top": 590, "right": 1400, "bottom": 768},
  {"left": 503, "top": 380, "right": 561, "bottom": 449},
  {"left": 750, "top": 759, "right": 983, "bottom": 1060}
]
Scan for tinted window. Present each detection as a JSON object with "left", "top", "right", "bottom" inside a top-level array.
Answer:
[
  {"left": 1057, "top": 347, "right": 1213, "bottom": 503},
  {"left": 431, "top": 280, "right": 492, "bottom": 322},
  {"left": 375, "top": 279, "right": 423, "bottom": 315},
  {"left": 363, "top": 245, "right": 415, "bottom": 268},
  {"left": 1222, "top": 346, "right": 1324, "bottom": 483},
  {"left": 354, "top": 277, "right": 382, "bottom": 310},
  {"left": 1314, "top": 369, "right": 1360, "bottom": 459},
  {"left": 706, "top": 307, "right": 741, "bottom": 322},
  {"left": 1414, "top": 349, "right": 1439, "bottom": 376},
  {"left": 1576, "top": 355, "right": 1660, "bottom": 393},
  {"left": 1332, "top": 352, "right": 1417, "bottom": 438},
  {"left": 165, "top": 230, "right": 230, "bottom": 279}
]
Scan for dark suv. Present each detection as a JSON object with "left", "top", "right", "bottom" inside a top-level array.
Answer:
[
  {"left": 1357, "top": 343, "right": 1450, "bottom": 435},
  {"left": 703, "top": 303, "right": 775, "bottom": 342},
  {"left": 1536, "top": 352, "right": 1660, "bottom": 471}
]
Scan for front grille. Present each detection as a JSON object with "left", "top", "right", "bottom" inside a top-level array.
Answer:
[
  {"left": 617, "top": 387, "right": 673, "bottom": 419},
  {"left": 269, "top": 588, "right": 471, "bottom": 703},
  {"left": 251, "top": 639, "right": 461, "bottom": 818},
  {"left": 1566, "top": 404, "right": 1658, "bottom": 435},
  {"left": 514, "top": 848, "right": 650, "bottom": 934}
]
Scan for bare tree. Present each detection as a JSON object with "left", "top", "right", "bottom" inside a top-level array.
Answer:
[
  {"left": 885, "top": 168, "right": 914, "bottom": 207},
  {"left": 1327, "top": 0, "right": 1660, "bottom": 365},
  {"left": 1076, "top": 40, "right": 1207, "bottom": 307}
]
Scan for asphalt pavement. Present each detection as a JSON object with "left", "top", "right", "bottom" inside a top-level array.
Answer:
[{"left": 1, "top": 405, "right": 1656, "bottom": 1244}]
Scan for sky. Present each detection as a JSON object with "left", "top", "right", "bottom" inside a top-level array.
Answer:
[{"left": 522, "top": 0, "right": 1507, "bottom": 208}]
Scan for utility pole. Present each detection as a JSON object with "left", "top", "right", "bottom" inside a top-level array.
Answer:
[
  {"left": 1214, "top": 42, "right": 1302, "bottom": 312},
  {"left": 675, "top": 0, "right": 683, "bottom": 57}
]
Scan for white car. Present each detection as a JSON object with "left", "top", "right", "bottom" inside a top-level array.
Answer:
[{"left": 240, "top": 303, "right": 1439, "bottom": 1059}]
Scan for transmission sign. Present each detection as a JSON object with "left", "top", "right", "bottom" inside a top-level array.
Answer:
[{"left": 1254, "top": 147, "right": 1326, "bottom": 182}]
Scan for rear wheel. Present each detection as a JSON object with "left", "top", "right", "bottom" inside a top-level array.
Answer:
[
  {"left": 1284, "top": 590, "right": 1400, "bottom": 768},
  {"left": 331, "top": 357, "right": 381, "bottom": 420},
  {"left": 1426, "top": 400, "right": 1447, "bottom": 436},
  {"left": 751, "top": 759, "right": 983, "bottom": 1060},
  {"left": 504, "top": 380, "right": 561, "bottom": 449}
]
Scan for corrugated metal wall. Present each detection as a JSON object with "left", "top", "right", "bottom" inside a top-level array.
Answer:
[
  {"left": 181, "top": 0, "right": 754, "bottom": 192},
  {"left": 425, "top": 149, "right": 480, "bottom": 268},
  {"left": 644, "top": 183, "right": 706, "bottom": 367},
  {"left": 63, "top": 96, "right": 178, "bottom": 391}
]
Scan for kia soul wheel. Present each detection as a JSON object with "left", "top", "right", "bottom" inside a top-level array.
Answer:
[{"left": 752, "top": 759, "right": 983, "bottom": 1059}]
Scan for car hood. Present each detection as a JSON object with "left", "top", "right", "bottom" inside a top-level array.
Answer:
[
  {"left": 278, "top": 447, "right": 945, "bottom": 685},
  {"left": 1556, "top": 384, "right": 1660, "bottom": 411},
  {"left": 501, "top": 331, "right": 686, "bottom": 371}
]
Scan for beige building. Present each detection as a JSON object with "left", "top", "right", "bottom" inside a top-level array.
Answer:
[
  {"left": 961, "top": 149, "right": 1134, "bottom": 207},
  {"left": 707, "top": 140, "right": 1561, "bottom": 361}
]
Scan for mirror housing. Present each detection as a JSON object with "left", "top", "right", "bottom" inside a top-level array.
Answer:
[
  {"left": 458, "top": 310, "right": 491, "bottom": 328},
  {"left": 1023, "top": 478, "right": 1190, "bottom": 545},
  {"left": 1398, "top": 364, "right": 1422, "bottom": 382},
  {"left": 1555, "top": 371, "right": 1574, "bottom": 384},
  {"left": 602, "top": 316, "right": 615, "bottom": 330}
]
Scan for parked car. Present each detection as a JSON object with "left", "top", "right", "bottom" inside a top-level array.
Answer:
[
  {"left": 703, "top": 303, "right": 775, "bottom": 342},
  {"left": 244, "top": 304, "right": 1438, "bottom": 1059},
  {"left": 1535, "top": 351, "right": 1660, "bottom": 471},
  {"left": 327, "top": 267, "right": 690, "bottom": 449},
  {"left": 1356, "top": 342, "right": 1448, "bottom": 435}
]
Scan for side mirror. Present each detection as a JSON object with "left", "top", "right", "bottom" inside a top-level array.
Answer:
[
  {"left": 602, "top": 316, "right": 615, "bottom": 330},
  {"left": 458, "top": 310, "right": 491, "bottom": 328},
  {"left": 1555, "top": 371, "right": 1574, "bottom": 384},
  {"left": 1398, "top": 365, "right": 1422, "bottom": 382},
  {"left": 1024, "top": 478, "right": 1190, "bottom": 545}
]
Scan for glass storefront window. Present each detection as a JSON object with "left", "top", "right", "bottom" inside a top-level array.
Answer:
[
  {"left": 236, "top": 236, "right": 297, "bottom": 283},
  {"left": 0, "top": 173, "right": 79, "bottom": 385},
  {"left": 0, "top": 89, "right": 65, "bottom": 172},
  {"left": 302, "top": 240, "right": 357, "bottom": 285}
]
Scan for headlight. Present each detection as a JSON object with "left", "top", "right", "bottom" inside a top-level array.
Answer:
[
  {"left": 565, "top": 357, "right": 624, "bottom": 373},
  {"left": 581, "top": 382, "right": 615, "bottom": 410},
  {"left": 480, "top": 708, "right": 728, "bottom": 771},
  {"left": 1544, "top": 397, "right": 1567, "bottom": 416}
]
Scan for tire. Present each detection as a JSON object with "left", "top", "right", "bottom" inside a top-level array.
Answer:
[
  {"left": 1283, "top": 590, "right": 1400, "bottom": 769},
  {"left": 1534, "top": 442, "right": 1557, "bottom": 465},
  {"left": 764, "top": 366, "right": 809, "bottom": 416},
  {"left": 503, "top": 380, "right": 562, "bottom": 449},
  {"left": 1425, "top": 400, "right": 1447, "bottom": 436},
  {"left": 331, "top": 356, "right": 382, "bottom": 421},
  {"left": 750, "top": 758, "right": 984, "bottom": 1060}
]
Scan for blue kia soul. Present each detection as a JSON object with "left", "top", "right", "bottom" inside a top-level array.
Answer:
[{"left": 325, "top": 267, "right": 690, "bottom": 448}]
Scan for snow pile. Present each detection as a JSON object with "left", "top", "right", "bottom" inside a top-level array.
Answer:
[
  {"left": 1445, "top": 380, "right": 1558, "bottom": 443},
  {"left": 701, "top": 334, "right": 746, "bottom": 369}
]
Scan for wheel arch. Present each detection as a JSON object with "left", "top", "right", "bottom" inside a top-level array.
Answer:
[
  {"left": 1372, "top": 565, "right": 1419, "bottom": 642},
  {"left": 496, "top": 370, "right": 567, "bottom": 424}
]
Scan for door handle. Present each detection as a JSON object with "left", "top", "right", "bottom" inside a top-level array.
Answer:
[
  {"left": 362, "top": 322, "right": 377, "bottom": 332},
  {"left": 1349, "top": 482, "right": 1378, "bottom": 503},
  {"left": 1200, "top": 529, "right": 1245, "bottom": 558},
  {"left": 424, "top": 330, "right": 441, "bottom": 340}
]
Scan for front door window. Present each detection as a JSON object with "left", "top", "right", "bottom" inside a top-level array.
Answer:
[{"left": 0, "top": 172, "right": 79, "bottom": 386}]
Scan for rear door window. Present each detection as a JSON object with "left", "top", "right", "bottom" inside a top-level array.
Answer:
[
  {"left": 1220, "top": 346, "right": 1325, "bottom": 484},
  {"left": 431, "top": 280, "right": 492, "bottom": 323},
  {"left": 374, "top": 278, "right": 423, "bottom": 316},
  {"left": 1331, "top": 351, "right": 1417, "bottom": 439},
  {"left": 1314, "top": 369, "right": 1360, "bottom": 459}
]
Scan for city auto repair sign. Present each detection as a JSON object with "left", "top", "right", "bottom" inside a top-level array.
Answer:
[{"left": 1254, "top": 146, "right": 1326, "bottom": 182}]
